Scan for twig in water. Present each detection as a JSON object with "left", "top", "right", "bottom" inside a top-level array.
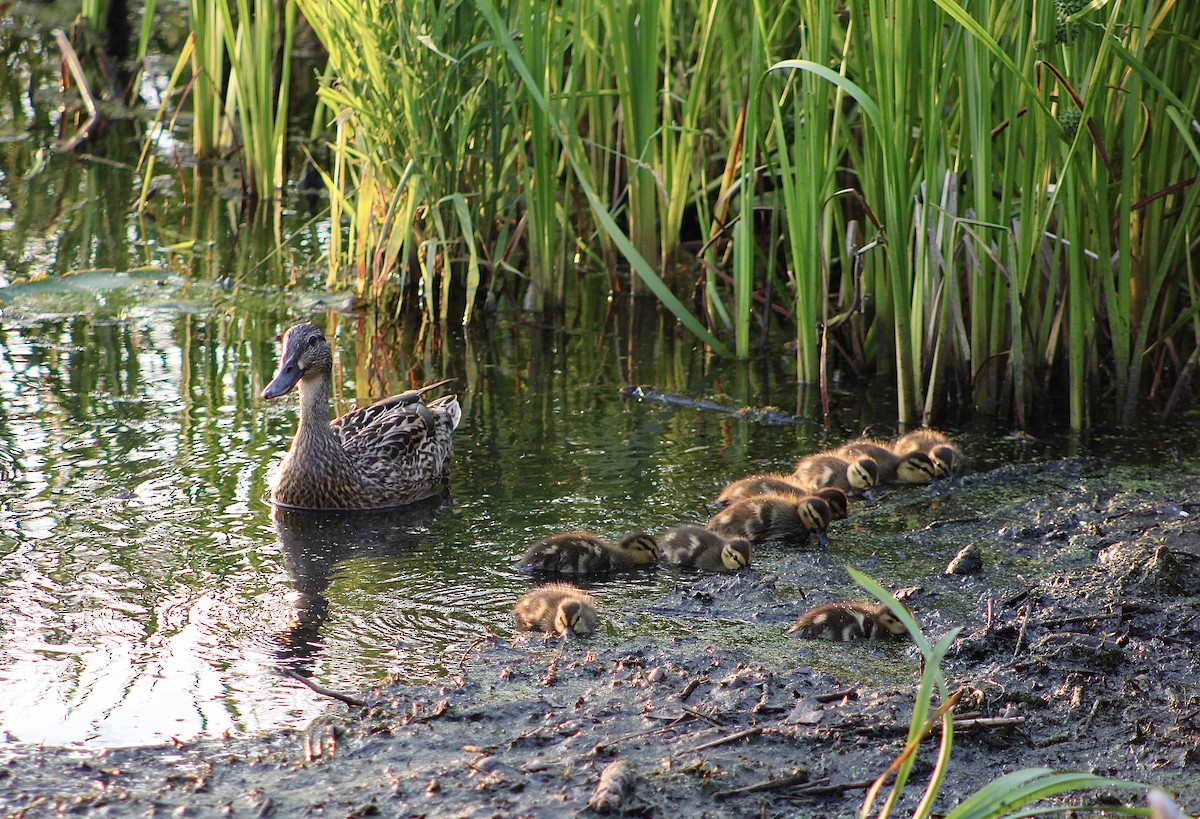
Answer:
[
  {"left": 678, "top": 725, "right": 763, "bottom": 755},
  {"left": 53, "top": 29, "right": 103, "bottom": 151},
  {"left": 277, "top": 666, "right": 366, "bottom": 707}
]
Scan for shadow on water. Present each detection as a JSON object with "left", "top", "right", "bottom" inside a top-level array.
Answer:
[{"left": 270, "top": 498, "right": 449, "bottom": 674}]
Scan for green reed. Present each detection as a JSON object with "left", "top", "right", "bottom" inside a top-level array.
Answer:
[
  {"left": 207, "top": 0, "right": 1200, "bottom": 424},
  {"left": 848, "top": 568, "right": 1154, "bottom": 819}
]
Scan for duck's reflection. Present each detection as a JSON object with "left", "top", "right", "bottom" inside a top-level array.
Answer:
[{"left": 271, "top": 497, "right": 447, "bottom": 674}]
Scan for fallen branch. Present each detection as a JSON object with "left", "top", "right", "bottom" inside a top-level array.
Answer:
[
  {"left": 678, "top": 725, "right": 763, "bottom": 755},
  {"left": 714, "top": 771, "right": 811, "bottom": 800},
  {"left": 277, "top": 667, "right": 366, "bottom": 708}
]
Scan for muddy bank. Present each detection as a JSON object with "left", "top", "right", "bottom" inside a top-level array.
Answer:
[{"left": 3, "top": 459, "right": 1198, "bottom": 817}]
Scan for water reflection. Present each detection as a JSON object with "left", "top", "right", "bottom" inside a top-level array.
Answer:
[{"left": 271, "top": 499, "right": 447, "bottom": 673}]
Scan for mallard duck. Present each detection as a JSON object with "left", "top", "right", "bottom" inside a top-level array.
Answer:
[
  {"left": 658, "top": 525, "right": 752, "bottom": 571},
  {"left": 791, "top": 453, "right": 879, "bottom": 497},
  {"left": 834, "top": 439, "right": 936, "bottom": 485},
  {"left": 714, "top": 472, "right": 808, "bottom": 509},
  {"left": 706, "top": 494, "right": 833, "bottom": 547},
  {"left": 517, "top": 531, "right": 658, "bottom": 575},
  {"left": 892, "top": 429, "right": 964, "bottom": 477},
  {"left": 514, "top": 583, "right": 597, "bottom": 636},
  {"left": 788, "top": 601, "right": 909, "bottom": 641},
  {"left": 261, "top": 323, "right": 461, "bottom": 510}
]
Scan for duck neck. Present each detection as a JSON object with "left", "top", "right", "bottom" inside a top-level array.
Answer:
[{"left": 295, "top": 369, "right": 334, "bottom": 439}]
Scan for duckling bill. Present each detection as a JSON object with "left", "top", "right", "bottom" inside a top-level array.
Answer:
[
  {"left": 262, "top": 323, "right": 461, "bottom": 510},
  {"left": 514, "top": 583, "right": 597, "bottom": 637},
  {"left": 788, "top": 601, "right": 909, "bottom": 641},
  {"left": 517, "top": 531, "right": 658, "bottom": 576}
]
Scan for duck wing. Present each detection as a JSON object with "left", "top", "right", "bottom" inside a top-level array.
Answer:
[{"left": 331, "top": 379, "right": 455, "bottom": 440}]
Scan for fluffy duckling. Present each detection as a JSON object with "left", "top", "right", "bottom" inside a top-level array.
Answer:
[
  {"left": 513, "top": 583, "right": 597, "bottom": 636},
  {"left": 658, "top": 525, "right": 752, "bottom": 571},
  {"left": 714, "top": 472, "right": 808, "bottom": 509},
  {"left": 516, "top": 531, "right": 658, "bottom": 576},
  {"left": 892, "top": 429, "right": 964, "bottom": 478},
  {"left": 788, "top": 601, "right": 909, "bottom": 641},
  {"left": 706, "top": 494, "right": 833, "bottom": 547},
  {"left": 791, "top": 453, "right": 879, "bottom": 496},
  {"left": 814, "top": 486, "right": 849, "bottom": 520},
  {"left": 835, "top": 439, "right": 937, "bottom": 485}
]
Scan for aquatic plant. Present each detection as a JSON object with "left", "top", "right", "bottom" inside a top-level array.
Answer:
[
  {"left": 161, "top": 0, "right": 1199, "bottom": 425},
  {"left": 848, "top": 567, "right": 1155, "bottom": 818}
]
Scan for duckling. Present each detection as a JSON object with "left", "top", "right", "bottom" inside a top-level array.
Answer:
[
  {"left": 513, "top": 583, "right": 597, "bottom": 636},
  {"left": 658, "top": 525, "right": 752, "bottom": 571},
  {"left": 788, "top": 601, "right": 909, "bottom": 641},
  {"left": 834, "top": 439, "right": 936, "bottom": 485},
  {"left": 814, "top": 486, "right": 849, "bottom": 521},
  {"left": 892, "top": 429, "right": 964, "bottom": 477},
  {"left": 714, "top": 472, "right": 808, "bottom": 509},
  {"left": 706, "top": 494, "right": 832, "bottom": 547},
  {"left": 791, "top": 453, "right": 879, "bottom": 496},
  {"left": 517, "top": 531, "right": 658, "bottom": 576}
]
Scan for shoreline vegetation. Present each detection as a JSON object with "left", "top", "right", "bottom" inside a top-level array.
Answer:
[{"left": 129, "top": 0, "right": 1197, "bottom": 429}]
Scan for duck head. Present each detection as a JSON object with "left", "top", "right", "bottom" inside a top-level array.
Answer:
[{"left": 262, "top": 323, "right": 333, "bottom": 399}]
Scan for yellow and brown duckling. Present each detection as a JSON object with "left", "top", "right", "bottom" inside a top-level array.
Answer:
[
  {"left": 706, "top": 494, "right": 833, "bottom": 547},
  {"left": 791, "top": 452, "right": 879, "bottom": 497},
  {"left": 814, "top": 486, "right": 850, "bottom": 520},
  {"left": 835, "top": 439, "right": 937, "bottom": 485},
  {"left": 788, "top": 601, "right": 909, "bottom": 641},
  {"left": 513, "top": 583, "right": 597, "bottom": 637},
  {"left": 892, "top": 429, "right": 964, "bottom": 478},
  {"left": 658, "top": 525, "right": 752, "bottom": 572},
  {"left": 714, "top": 472, "right": 808, "bottom": 509},
  {"left": 517, "top": 531, "right": 658, "bottom": 576}
]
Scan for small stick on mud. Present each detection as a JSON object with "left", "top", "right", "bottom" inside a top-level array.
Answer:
[
  {"left": 714, "top": 771, "right": 811, "bottom": 800},
  {"left": 277, "top": 667, "right": 366, "bottom": 708},
  {"left": 591, "top": 713, "right": 695, "bottom": 754},
  {"left": 457, "top": 631, "right": 497, "bottom": 674},
  {"left": 952, "top": 716, "right": 1026, "bottom": 730},
  {"left": 814, "top": 687, "right": 857, "bottom": 703},
  {"left": 1039, "top": 612, "right": 1121, "bottom": 628},
  {"left": 1012, "top": 601, "right": 1033, "bottom": 660},
  {"left": 794, "top": 779, "right": 874, "bottom": 796},
  {"left": 679, "top": 725, "right": 763, "bottom": 755}
]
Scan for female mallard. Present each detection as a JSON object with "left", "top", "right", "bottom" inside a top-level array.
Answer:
[
  {"left": 261, "top": 323, "right": 461, "bottom": 510},
  {"left": 658, "top": 525, "right": 751, "bottom": 571},
  {"left": 517, "top": 531, "right": 658, "bottom": 576},
  {"left": 788, "top": 601, "right": 909, "bottom": 641},
  {"left": 514, "top": 583, "right": 597, "bottom": 636}
]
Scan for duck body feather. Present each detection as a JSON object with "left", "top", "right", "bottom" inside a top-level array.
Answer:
[
  {"left": 263, "top": 324, "right": 461, "bottom": 510},
  {"left": 514, "top": 583, "right": 597, "bottom": 636},
  {"left": 788, "top": 601, "right": 908, "bottom": 641},
  {"left": 517, "top": 531, "right": 658, "bottom": 575},
  {"left": 658, "top": 525, "right": 751, "bottom": 571}
]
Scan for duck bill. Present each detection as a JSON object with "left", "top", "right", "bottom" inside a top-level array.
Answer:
[
  {"left": 262, "top": 352, "right": 303, "bottom": 400},
  {"left": 562, "top": 626, "right": 577, "bottom": 639},
  {"left": 861, "top": 487, "right": 879, "bottom": 501},
  {"left": 815, "top": 532, "right": 829, "bottom": 548}
]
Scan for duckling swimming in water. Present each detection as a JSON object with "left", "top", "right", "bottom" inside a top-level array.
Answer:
[
  {"left": 516, "top": 531, "right": 658, "bottom": 575},
  {"left": 892, "top": 429, "right": 964, "bottom": 478},
  {"left": 513, "top": 583, "right": 597, "bottom": 636},
  {"left": 714, "top": 472, "right": 809, "bottom": 509},
  {"left": 658, "top": 525, "right": 752, "bottom": 571},
  {"left": 791, "top": 453, "right": 879, "bottom": 496},
  {"left": 706, "top": 494, "right": 833, "bottom": 547},
  {"left": 788, "top": 600, "right": 909, "bottom": 641}
]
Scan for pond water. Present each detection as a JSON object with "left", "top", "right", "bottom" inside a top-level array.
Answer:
[{"left": 2, "top": 20, "right": 1199, "bottom": 752}]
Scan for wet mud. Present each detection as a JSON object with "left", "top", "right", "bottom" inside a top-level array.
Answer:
[{"left": 3, "top": 459, "right": 1198, "bottom": 817}]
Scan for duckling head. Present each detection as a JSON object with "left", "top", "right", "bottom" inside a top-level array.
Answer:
[
  {"left": 815, "top": 487, "right": 849, "bottom": 520},
  {"left": 874, "top": 605, "right": 910, "bottom": 638},
  {"left": 262, "top": 323, "right": 333, "bottom": 399},
  {"left": 797, "top": 497, "right": 833, "bottom": 546},
  {"left": 929, "top": 444, "right": 964, "bottom": 477},
  {"left": 722, "top": 539, "right": 752, "bottom": 570},
  {"left": 556, "top": 599, "right": 596, "bottom": 637},
  {"left": 895, "top": 451, "right": 938, "bottom": 483},
  {"left": 618, "top": 532, "right": 659, "bottom": 565},
  {"left": 846, "top": 457, "right": 879, "bottom": 495}
]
